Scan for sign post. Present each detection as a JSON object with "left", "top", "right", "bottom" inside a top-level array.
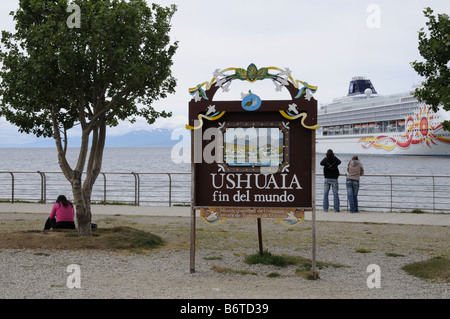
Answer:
[{"left": 187, "top": 64, "right": 318, "bottom": 278}]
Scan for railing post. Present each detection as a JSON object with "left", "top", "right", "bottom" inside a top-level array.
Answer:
[
  {"left": 167, "top": 173, "right": 172, "bottom": 207},
  {"left": 432, "top": 176, "right": 435, "bottom": 213},
  {"left": 43, "top": 172, "right": 47, "bottom": 204},
  {"left": 37, "top": 171, "right": 47, "bottom": 204},
  {"left": 101, "top": 173, "right": 106, "bottom": 205},
  {"left": 344, "top": 175, "right": 348, "bottom": 211},
  {"left": 389, "top": 176, "right": 393, "bottom": 212},
  {"left": 9, "top": 172, "right": 14, "bottom": 203},
  {"left": 132, "top": 172, "right": 140, "bottom": 206}
]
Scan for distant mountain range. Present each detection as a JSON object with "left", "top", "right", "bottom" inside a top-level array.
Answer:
[
  {"left": 0, "top": 129, "right": 180, "bottom": 148},
  {"left": 105, "top": 129, "right": 178, "bottom": 147}
]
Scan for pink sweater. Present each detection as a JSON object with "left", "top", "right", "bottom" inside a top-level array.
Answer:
[{"left": 49, "top": 203, "right": 74, "bottom": 222}]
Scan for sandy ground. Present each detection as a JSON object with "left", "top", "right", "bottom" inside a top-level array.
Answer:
[{"left": 0, "top": 212, "right": 448, "bottom": 300}]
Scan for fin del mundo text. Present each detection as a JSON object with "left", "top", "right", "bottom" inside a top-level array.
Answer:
[{"left": 187, "top": 64, "right": 318, "bottom": 278}]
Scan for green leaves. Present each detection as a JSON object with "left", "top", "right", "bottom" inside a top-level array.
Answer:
[
  {"left": 411, "top": 7, "right": 449, "bottom": 131},
  {"left": 256, "top": 67, "right": 269, "bottom": 80},
  {"left": 0, "top": 0, "right": 178, "bottom": 136},
  {"left": 234, "top": 68, "right": 247, "bottom": 81},
  {"left": 232, "top": 63, "right": 271, "bottom": 82},
  {"left": 246, "top": 63, "right": 258, "bottom": 81}
]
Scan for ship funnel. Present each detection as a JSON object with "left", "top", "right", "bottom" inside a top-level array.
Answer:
[{"left": 348, "top": 76, "right": 377, "bottom": 96}]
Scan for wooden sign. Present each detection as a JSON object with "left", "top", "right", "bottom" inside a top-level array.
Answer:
[
  {"left": 187, "top": 64, "right": 318, "bottom": 277},
  {"left": 188, "top": 64, "right": 317, "bottom": 211}
]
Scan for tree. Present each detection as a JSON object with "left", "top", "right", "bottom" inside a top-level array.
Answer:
[
  {"left": 0, "top": 0, "right": 178, "bottom": 236},
  {"left": 411, "top": 7, "right": 450, "bottom": 131}
]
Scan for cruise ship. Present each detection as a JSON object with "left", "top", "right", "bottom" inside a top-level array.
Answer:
[{"left": 316, "top": 77, "right": 450, "bottom": 156}]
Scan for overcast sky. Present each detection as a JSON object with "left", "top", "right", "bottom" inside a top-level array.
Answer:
[{"left": 0, "top": 0, "right": 449, "bottom": 144}]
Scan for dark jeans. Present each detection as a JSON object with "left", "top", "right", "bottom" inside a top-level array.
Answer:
[
  {"left": 44, "top": 218, "right": 75, "bottom": 230},
  {"left": 323, "top": 178, "right": 340, "bottom": 211},
  {"left": 346, "top": 179, "right": 360, "bottom": 213}
]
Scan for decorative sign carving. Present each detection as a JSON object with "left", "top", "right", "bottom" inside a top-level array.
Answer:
[
  {"left": 187, "top": 64, "right": 318, "bottom": 276},
  {"left": 200, "top": 207, "right": 305, "bottom": 227},
  {"left": 187, "top": 64, "right": 317, "bottom": 220}
]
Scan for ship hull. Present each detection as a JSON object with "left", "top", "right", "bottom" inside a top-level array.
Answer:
[
  {"left": 317, "top": 77, "right": 450, "bottom": 156},
  {"left": 316, "top": 131, "right": 450, "bottom": 156}
]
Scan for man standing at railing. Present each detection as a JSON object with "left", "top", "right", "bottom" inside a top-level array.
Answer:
[
  {"left": 346, "top": 155, "right": 365, "bottom": 213},
  {"left": 320, "top": 149, "right": 342, "bottom": 212}
]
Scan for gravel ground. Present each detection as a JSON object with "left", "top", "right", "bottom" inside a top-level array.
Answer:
[{"left": 0, "top": 213, "right": 449, "bottom": 299}]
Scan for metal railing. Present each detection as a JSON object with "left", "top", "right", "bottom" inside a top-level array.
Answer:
[
  {"left": 0, "top": 171, "right": 449, "bottom": 213},
  {"left": 316, "top": 174, "right": 450, "bottom": 213},
  {"left": 0, "top": 171, "right": 190, "bottom": 207}
]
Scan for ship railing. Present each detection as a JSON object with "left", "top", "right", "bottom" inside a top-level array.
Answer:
[{"left": 0, "top": 171, "right": 449, "bottom": 213}]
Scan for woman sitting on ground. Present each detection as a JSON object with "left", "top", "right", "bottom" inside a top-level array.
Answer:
[{"left": 44, "top": 195, "right": 75, "bottom": 230}]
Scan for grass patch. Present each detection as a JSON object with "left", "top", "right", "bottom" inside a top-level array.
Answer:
[
  {"left": 91, "top": 201, "right": 134, "bottom": 206},
  {"left": 267, "top": 272, "right": 281, "bottom": 278},
  {"left": 210, "top": 265, "right": 257, "bottom": 276},
  {"left": 402, "top": 256, "right": 450, "bottom": 283},
  {"left": 0, "top": 226, "right": 164, "bottom": 253},
  {"left": 355, "top": 248, "right": 372, "bottom": 253},
  {"left": 411, "top": 209, "right": 427, "bottom": 214},
  {"left": 98, "top": 226, "right": 164, "bottom": 250},
  {"left": 33, "top": 252, "right": 51, "bottom": 256},
  {"left": 173, "top": 203, "right": 190, "bottom": 207},
  {"left": 386, "top": 252, "right": 405, "bottom": 257},
  {"left": 295, "top": 268, "right": 320, "bottom": 280},
  {"left": 294, "top": 258, "right": 346, "bottom": 280},
  {"left": 244, "top": 250, "right": 299, "bottom": 267},
  {"left": 204, "top": 256, "right": 223, "bottom": 261},
  {"left": 243, "top": 250, "right": 345, "bottom": 280}
]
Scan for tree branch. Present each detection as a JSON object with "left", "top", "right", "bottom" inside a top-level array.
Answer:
[
  {"left": 84, "top": 119, "right": 106, "bottom": 194},
  {"left": 85, "top": 86, "right": 132, "bottom": 132},
  {"left": 51, "top": 106, "right": 73, "bottom": 181}
]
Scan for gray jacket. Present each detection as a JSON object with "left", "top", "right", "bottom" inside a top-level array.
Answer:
[{"left": 347, "top": 160, "right": 364, "bottom": 181}]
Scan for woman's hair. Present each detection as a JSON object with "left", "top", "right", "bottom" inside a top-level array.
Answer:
[
  {"left": 326, "top": 149, "right": 334, "bottom": 158},
  {"left": 352, "top": 155, "right": 359, "bottom": 160},
  {"left": 56, "top": 195, "right": 72, "bottom": 207}
]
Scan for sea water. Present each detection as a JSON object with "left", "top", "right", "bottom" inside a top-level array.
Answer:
[
  {"left": 1, "top": 147, "right": 448, "bottom": 175},
  {"left": 0, "top": 147, "right": 449, "bottom": 211}
]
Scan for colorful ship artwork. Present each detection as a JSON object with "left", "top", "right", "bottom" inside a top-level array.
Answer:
[
  {"left": 359, "top": 106, "right": 450, "bottom": 151},
  {"left": 317, "top": 77, "right": 450, "bottom": 156}
]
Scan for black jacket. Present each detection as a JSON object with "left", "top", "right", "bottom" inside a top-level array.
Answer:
[{"left": 320, "top": 156, "right": 341, "bottom": 179}]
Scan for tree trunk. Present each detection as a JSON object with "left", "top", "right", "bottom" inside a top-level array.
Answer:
[
  {"left": 75, "top": 201, "right": 93, "bottom": 236},
  {"left": 74, "top": 120, "right": 106, "bottom": 237},
  {"left": 52, "top": 106, "right": 106, "bottom": 237},
  {"left": 72, "top": 170, "right": 92, "bottom": 237}
]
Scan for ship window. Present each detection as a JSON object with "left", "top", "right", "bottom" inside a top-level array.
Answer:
[{"left": 349, "top": 82, "right": 354, "bottom": 94}]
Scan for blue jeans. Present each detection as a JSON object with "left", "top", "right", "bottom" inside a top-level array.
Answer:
[
  {"left": 323, "top": 178, "right": 340, "bottom": 211},
  {"left": 346, "top": 179, "right": 360, "bottom": 213}
]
